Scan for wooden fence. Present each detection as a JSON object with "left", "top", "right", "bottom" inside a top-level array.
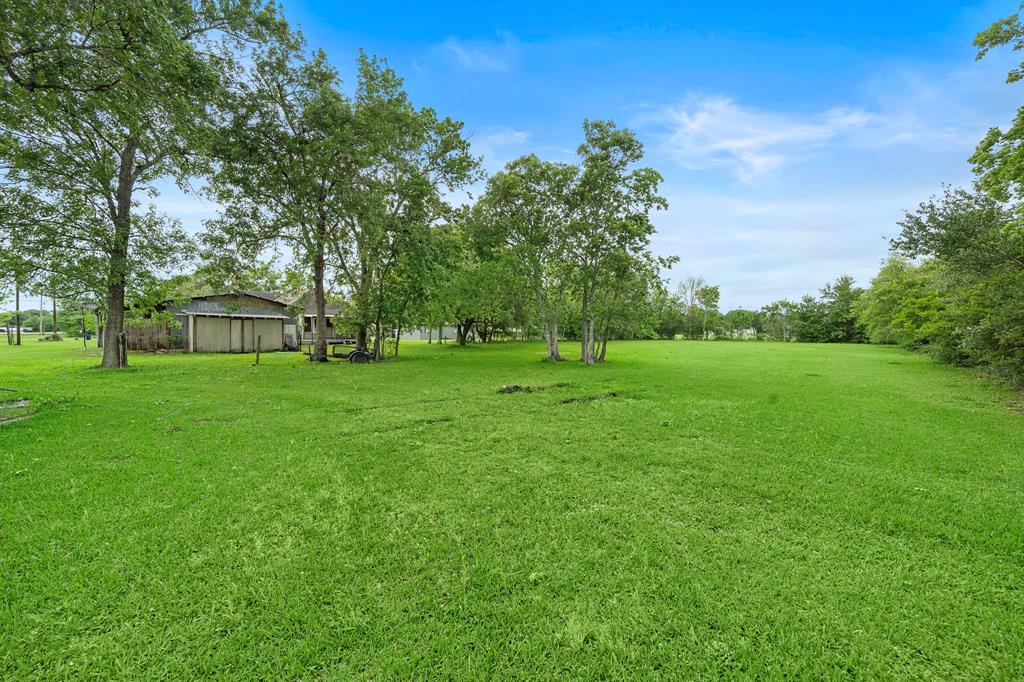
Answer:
[{"left": 125, "top": 322, "right": 169, "bottom": 351}]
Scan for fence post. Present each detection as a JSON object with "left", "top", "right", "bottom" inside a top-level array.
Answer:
[{"left": 255, "top": 335, "right": 261, "bottom": 366}]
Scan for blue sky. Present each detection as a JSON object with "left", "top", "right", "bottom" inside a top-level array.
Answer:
[{"left": 156, "top": 0, "right": 1023, "bottom": 310}]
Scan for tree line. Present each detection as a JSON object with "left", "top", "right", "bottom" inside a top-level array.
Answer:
[
  {"left": 2, "top": 2, "right": 1021, "bottom": 381},
  {"left": 0, "top": 1, "right": 671, "bottom": 366}
]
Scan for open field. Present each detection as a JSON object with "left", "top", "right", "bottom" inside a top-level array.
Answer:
[{"left": 1, "top": 340, "right": 1022, "bottom": 678}]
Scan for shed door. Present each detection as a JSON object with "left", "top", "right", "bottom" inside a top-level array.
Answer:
[
  {"left": 194, "top": 317, "right": 232, "bottom": 353},
  {"left": 228, "top": 318, "right": 256, "bottom": 352},
  {"left": 252, "top": 318, "right": 283, "bottom": 351}
]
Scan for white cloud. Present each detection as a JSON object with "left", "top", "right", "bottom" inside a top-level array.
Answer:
[
  {"left": 636, "top": 95, "right": 877, "bottom": 181},
  {"left": 635, "top": 60, "right": 1013, "bottom": 184},
  {"left": 438, "top": 32, "right": 519, "bottom": 72},
  {"left": 651, "top": 190, "right": 925, "bottom": 309},
  {"left": 469, "top": 125, "right": 533, "bottom": 171}
]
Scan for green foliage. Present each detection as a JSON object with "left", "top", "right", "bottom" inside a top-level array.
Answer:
[
  {"left": 891, "top": 188, "right": 1024, "bottom": 382},
  {"left": 470, "top": 122, "right": 670, "bottom": 361},
  {"left": 694, "top": 284, "right": 720, "bottom": 339},
  {"left": 569, "top": 120, "right": 668, "bottom": 363},
  {"left": 760, "top": 299, "right": 798, "bottom": 341},
  {"left": 972, "top": 5, "right": 1024, "bottom": 201},
  {"left": 788, "top": 277, "right": 866, "bottom": 343},
  {"left": 1, "top": 0, "right": 286, "bottom": 366},
  {"left": 854, "top": 258, "right": 944, "bottom": 347},
  {"left": 721, "top": 309, "right": 760, "bottom": 338}
]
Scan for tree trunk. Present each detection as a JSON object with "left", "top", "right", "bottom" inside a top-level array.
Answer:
[
  {"left": 372, "top": 320, "right": 383, "bottom": 360},
  {"left": 438, "top": 323, "right": 444, "bottom": 344},
  {"left": 14, "top": 284, "right": 20, "bottom": 345},
  {"left": 546, "top": 317, "right": 564, "bottom": 361},
  {"left": 597, "top": 315, "right": 611, "bottom": 363},
  {"left": 427, "top": 327, "right": 432, "bottom": 344},
  {"left": 52, "top": 294, "right": 57, "bottom": 337},
  {"left": 580, "top": 286, "right": 595, "bottom": 364},
  {"left": 587, "top": 315, "right": 595, "bottom": 364},
  {"left": 310, "top": 247, "right": 328, "bottom": 362},
  {"left": 456, "top": 319, "right": 473, "bottom": 346},
  {"left": 100, "top": 138, "right": 138, "bottom": 368},
  {"left": 356, "top": 326, "right": 367, "bottom": 350},
  {"left": 538, "top": 292, "right": 563, "bottom": 361}
]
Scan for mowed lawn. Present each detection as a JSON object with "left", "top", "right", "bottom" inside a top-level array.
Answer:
[{"left": 1, "top": 339, "right": 1022, "bottom": 679}]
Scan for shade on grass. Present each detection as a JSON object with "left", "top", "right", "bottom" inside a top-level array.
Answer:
[{"left": 1, "top": 339, "right": 1021, "bottom": 678}]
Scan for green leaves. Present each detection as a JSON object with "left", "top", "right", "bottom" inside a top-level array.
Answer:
[
  {"left": 972, "top": 5, "right": 1024, "bottom": 202},
  {"left": 474, "top": 120, "right": 670, "bottom": 362}
]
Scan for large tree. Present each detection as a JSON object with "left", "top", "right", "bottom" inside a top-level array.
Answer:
[
  {"left": 203, "top": 44, "right": 355, "bottom": 363},
  {"left": 477, "top": 155, "right": 576, "bottom": 360},
  {"left": 567, "top": 120, "right": 667, "bottom": 364},
  {"left": 327, "top": 55, "right": 478, "bottom": 359},
  {"left": 1, "top": 0, "right": 284, "bottom": 367}
]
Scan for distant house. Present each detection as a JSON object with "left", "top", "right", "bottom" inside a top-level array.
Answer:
[
  {"left": 286, "top": 293, "right": 354, "bottom": 344},
  {"left": 399, "top": 326, "right": 458, "bottom": 342},
  {"left": 163, "top": 291, "right": 298, "bottom": 353}
]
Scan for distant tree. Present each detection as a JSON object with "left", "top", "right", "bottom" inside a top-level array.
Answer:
[
  {"left": 652, "top": 288, "right": 686, "bottom": 339},
  {"left": 820, "top": 275, "right": 866, "bottom": 343},
  {"left": 793, "top": 294, "right": 828, "bottom": 342},
  {"left": 760, "top": 299, "right": 798, "bottom": 341},
  {"left": 695, "top": 284, "right": 720, "bottom": 339},
  {"left": 677, "top": 275, "right": 706, "bottom": 339},
  {"left": 722, "top": 308, "right": 758, "bottom": 338},
  {"left": 854, "top": 258, "right": 912, "bottom": 344}
]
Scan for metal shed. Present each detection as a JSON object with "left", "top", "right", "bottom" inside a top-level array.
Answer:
[
  {"left": 186, "top": 312, "right": 287, "bottom": 353},
  {"left": 164, "top": 292, "right": 295, "bottom": 353}
]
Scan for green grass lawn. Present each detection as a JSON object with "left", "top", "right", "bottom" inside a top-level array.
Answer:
[{"left": 1, "top": 339, "right": 1022, "bottom": 679}]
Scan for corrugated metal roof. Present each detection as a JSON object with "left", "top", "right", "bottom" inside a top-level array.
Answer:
[{"left": 180, "top": 311, "right": 291, "bottom": 319}]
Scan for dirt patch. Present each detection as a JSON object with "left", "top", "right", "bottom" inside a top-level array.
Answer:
[
  {"left": 559, "top": 392, "right": 620, "bottom": 405},
  {"left": 0, "top": 398, "right": 35, "bottom": 425},
  {"left": 498, "top": 382, "right": 570, "bottom": 394}
]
